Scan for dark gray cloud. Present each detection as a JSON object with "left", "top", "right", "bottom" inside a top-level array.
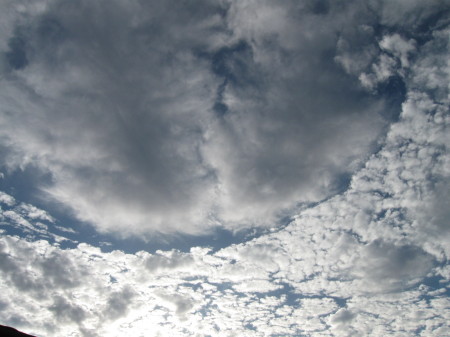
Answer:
[
  {"left": 49, "top": 296, "right": 87, "bottom": 323},
  {"left": 330, "top": 308, "right": 356, "bottom": 324},
  {"left": 0, "top": 0, "right": 396, "bottom": 236},
  {"left": 5, "top": 33, "right": 28, "bottom": 70},
  {"left": 38, "top": 250, "right": 86, "bottom": 288},
  {"left": 355, "top": 240, "right": 436, "bottom": 292},
  {"left": 0, "top": 238, "right": 46, "bottom": 295},
  {"left": 103, "top": 287, "right": 136, "bottom": 320},
  {"left": 0, "top": 0, "right": 225, "bottom": 236}
]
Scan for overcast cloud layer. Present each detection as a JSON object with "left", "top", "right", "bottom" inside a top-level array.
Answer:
[{"left": 0, "top": 0, "right": 449, "bottom": 336}]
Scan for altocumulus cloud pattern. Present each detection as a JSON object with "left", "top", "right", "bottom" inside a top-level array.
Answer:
[{"left": 0, "top": 0, "right": 449, "bottom": 336}]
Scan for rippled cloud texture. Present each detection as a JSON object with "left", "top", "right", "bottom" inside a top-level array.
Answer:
[{"left": 0, "top": 0, "right": 449, "bottom": 336}]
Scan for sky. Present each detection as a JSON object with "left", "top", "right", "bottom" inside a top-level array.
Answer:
[{"left": 0, "top": 0, "right": 449, "bottom": 336}]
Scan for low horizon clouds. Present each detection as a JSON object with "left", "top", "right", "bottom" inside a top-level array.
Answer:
[{"left": 0, "top": 0, "right": 449, "bottom": 336}]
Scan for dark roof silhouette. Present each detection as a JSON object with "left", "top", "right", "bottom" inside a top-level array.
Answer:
[{"left": 0, "top": 325, "right": 36, "bottom": 337}]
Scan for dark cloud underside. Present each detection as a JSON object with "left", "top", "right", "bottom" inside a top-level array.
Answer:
[{"left": 0, "top": 0, "right": 395, "bottom": 236}]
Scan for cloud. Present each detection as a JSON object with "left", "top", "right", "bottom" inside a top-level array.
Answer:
[
  {"left": 0, "top": 0, "right": 394, "bottom": 237},
  {"left": 49, "top": 295, "right": 87, "bottom": 324},
  {"left": 0, "top": 1, "right": 448, "bottom": 336},
  {"left": 155, "top": 291, "right": 195, "bottom": 320},
  {"left": 330, "top": 308, "right": 356, "bottom": 325},
  {"left": 103, "top": 287, "right": 136, "bottom": 321},
  {"left": 0, "top": 191, "right": 16, "bottom": 207},
  {"left": 144, "top": 250, "right": 195, "bottom": 273},
  {"left": 353, "top": 240, "right": 435, "bottom": 292},
  {"left": 202, "top": 0, "right": 391, "bottom": 227},
  {"left": 1, "top": 0, "right": 224, "bottom": 237},
  {"left": 379, "top": 34, "right": 416, "bottom": 68},
  {"left": 374, "top": 0, "right": 449, "bottom": 27}
]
